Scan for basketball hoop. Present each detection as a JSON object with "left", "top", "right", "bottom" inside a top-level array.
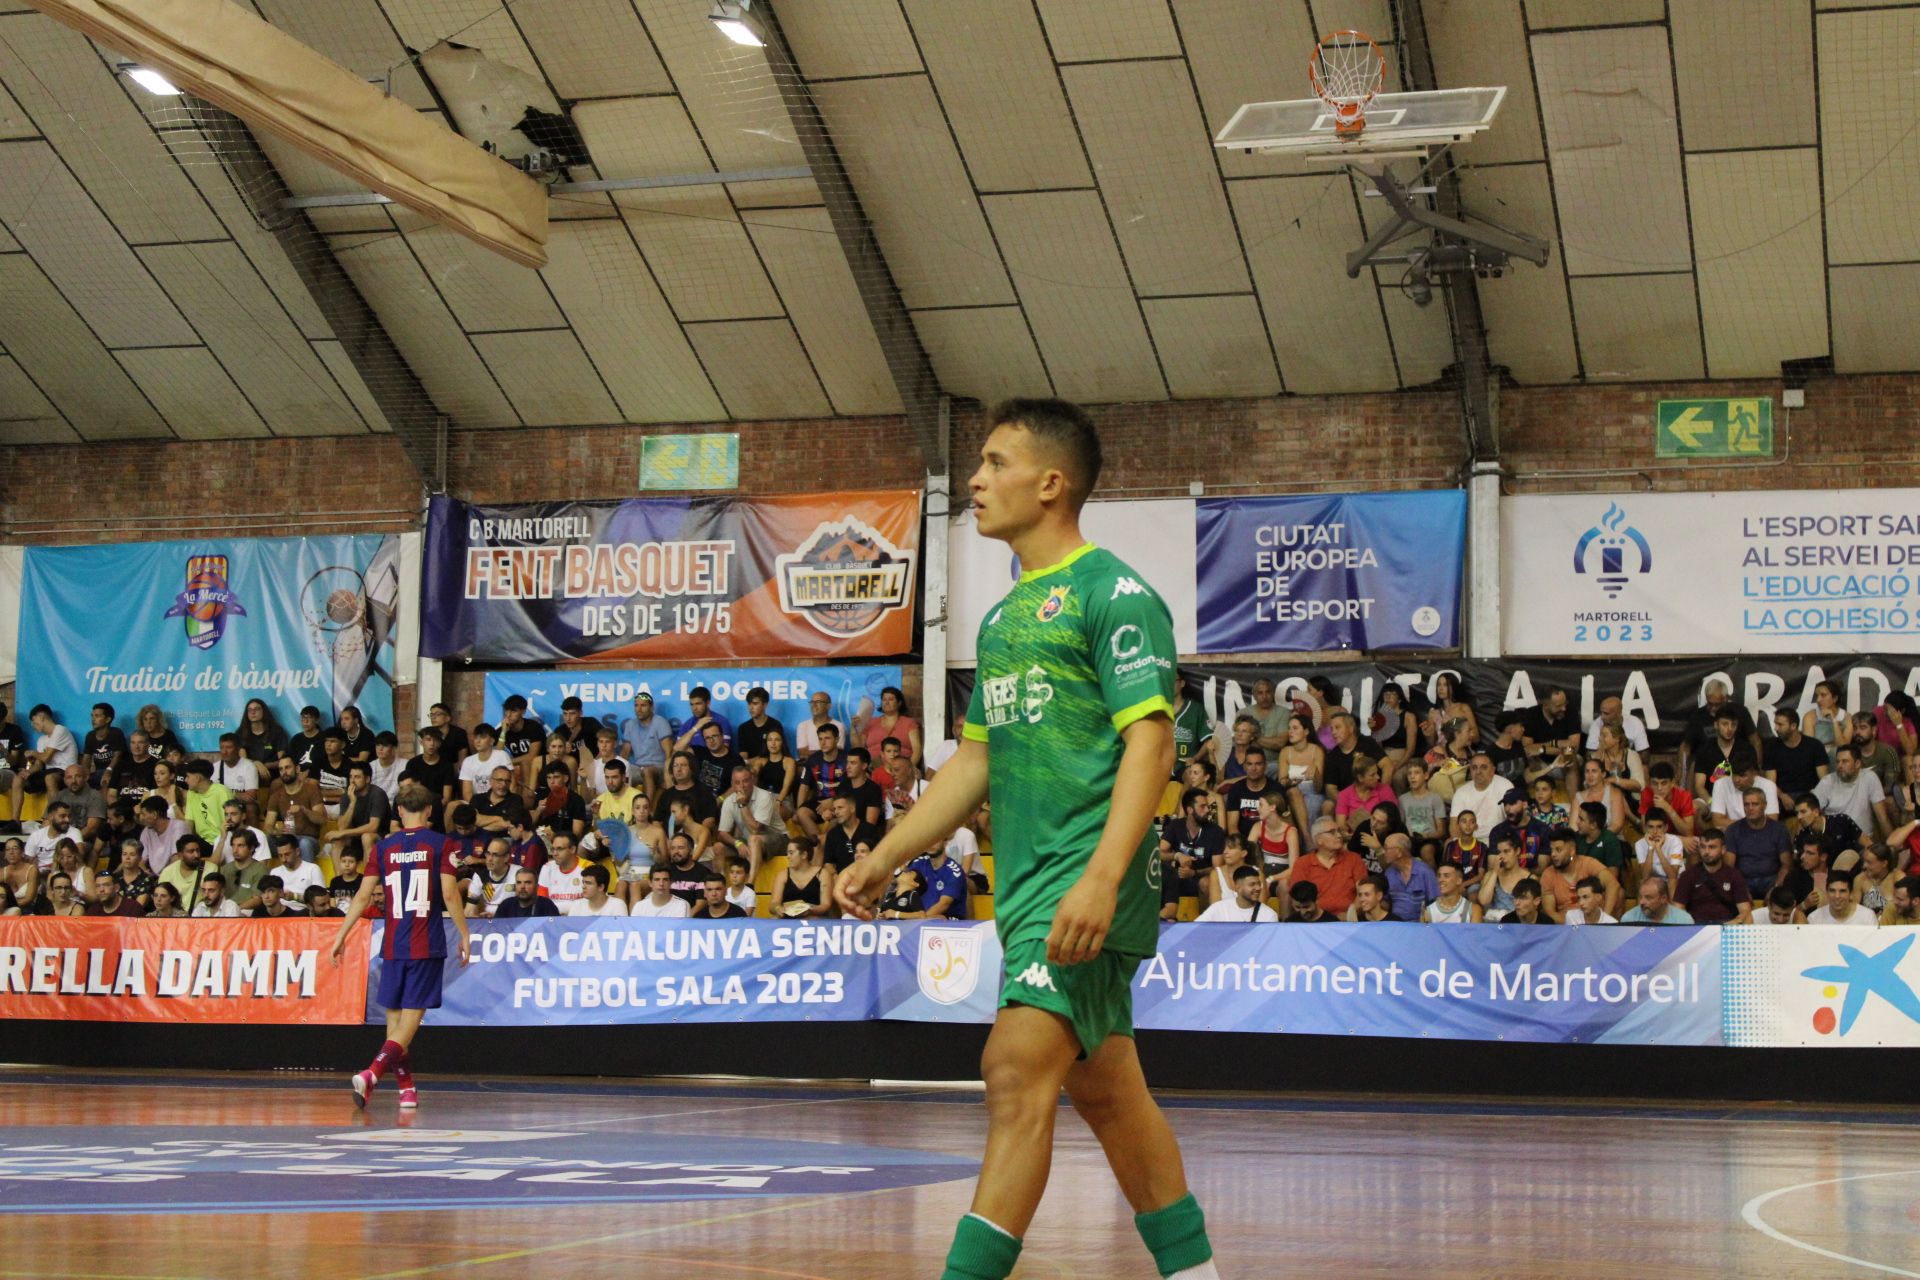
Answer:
[{"left": 1309, "top": 30, "right": 1386, "bottom": 138}]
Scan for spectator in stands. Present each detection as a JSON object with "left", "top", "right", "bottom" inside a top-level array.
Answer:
[
  {"left": 1856, "top": 844, "right": 1899, "bottom": 921},
  {"left": 1158, "top": 787, "right": 1225, "bottom": 919},
  {"left": 688, "top": 721, "right": 744, "bottom": 800},
  {"left": 1876, "top": 691, "right": 1920, "bottom": 756},
  {"left": 1283, "top": 881, "right": 1331, "bottom": 922},
  {"left": 209, "top": 734, "right": 259, "bottom": 807},
  {"left": 86, "top": 870, "right": 143, "bottom": 917},
  {"left": 1891, "top": 753, "right": 1920, "bottom": 830},
  {"left": 1639, "top": 762, "right": 1697, "bottom": 842},
  {"left": 400, "top": 727, "right": 457, "bottom": 821},
  {"left": 881, "top": 752, "right": 925, "bottom": 824},
  {"left": 1539, "top": 828, "right": 1622, "bottom": 923},
  {"left": 529, "top": 759, "right": 588, "bottom": 840},
  {"left": 303, "top": 885, "right": 343, "bottom": 918},
  {"left": 245, "top": 875, "right": 302, "bottom": 919},
  {"left": 1503, "top": 878, "right": 1550, "bottom": 924},
  {"left": 790, "top": 691, "right": 839, "bottom": 758},
  {"left": 1489, "top": 790, "right": 1550, "bottom": 868},
  {"left": 314, "top": 731, "right": 354, "bottom": 816},
  {"left": 108, "top": 731, "right": 159, "bottom": 806},
  {"left": 1765, "top": 708, "right": 1828, "bottom": 798},
  {"left": 1816, "top": 744, "right": 1891, "bottom": 838},
  {"left": 1397, "top": 758, "right": 1447, "bottom": 842},
  {"left": 1276, "top": 713, "right": 1326, "bottom": 829},
  {"left": 1783, "top": 831, "right": 1842, "bottom": 917},
  {"left": 552, "top": 697, "right": 603, "bottom": 772},
  {"left": 1424, "top": 863, "right": 1480, "bottom": 924},
  {"left": 1195, "top": 864, "right": 1278, "bottom": 923},
  {"left": 52, "top": 761, "right": 107, "bottom": 861},
  {"left": 1682, "top": 680, "right": 1757, "bottom": 769},
  {"left": 37, "top": 872, "right": 83, "bottom": 916},
  {"left": 1806, "top": 871, "right": 1878, "bottom": 927},
  {"left": 690, "top": 874, "right": 747, "bottom": 919},
  {"left": 582, "top": 728, "right": 626, "bottom": 798},
  {"left": 1334, "top": 755, "right": 1396, "bottom": 832},
  {"left": 1242, "top": 679, "right": 1288, "bottom": 762},
  {"left": 221, "top": 831, "right": 270, "bottom": 910},
  {"left": 1286, "top": 817, "right": 1367, "bottom": 918},
  {"left": 494, "top": 866, "right": 559, "bottom": 919},
  {"left": 328, "top": 762, "right": 393, "bottom": 861},
  {"left": 468, "top": 766, "right": 519, "bottom": 837},
  {"left": 286, "top": 705, "right": 326, "bottom": 774},
  {"left": 724, "top": 858, "right": 756, "bottom": 914},
  {"left": 717, "top": 763, "right": 784, "bottom": 884},
  {"left": 1522, "top": 685, "right": 1583, "bottom": 784},
  {"left": 861, "top": 685, "right": 921, "bottom": 765},
  {"left": 329, "top": 848, "right": 365, "bottom": 912},
  {"left": 879, "top": 866, "right": 925, "bottom": 918},
  {"left": 134, "top": 796, "right": 190, "bottom": 877},
  {"left": 211, "top": 799, "right": 269, "bottom": 871},
  {"left": 78, "top": 702, "right": 126, "bottom": 790},
  {"left": 0, "top": 703, "right": 25, "bottom": 805},
  {"left": 100, "top": 800, "right": 141, "bottom": 863},
  {"left": 1634, "top": 810, "right": 1686, "bottom": 885},
  {"left": 1888, "top": 875, "right": 1920, "bottom": 926},
  {"left": 51, "top": 839, "right": 92, "bottom": 901},
  {"left": 1850, "top": 711, "right": 1903, "bottom": 797},
  {"left": 1346, "top": 873, "right": 1393, "bottom": 922},
  {"left": 1369, "top": 684, "right": 1418, "bottom": 777},
  {"left": 619, "top": 864, "right": 682, "bottom": 919},
  {"left": 1483, "top": 712, "right": 1531, "bottom": 787},
  {"left": 419, "top": 703, "right": 465, "bottom": 765},
  {"left": 370, "top": 733, "right": 405, "bottom": 803},
  {"left": 1425, "top": 672, "right": 1479, "bottom": 749},
  {"left": 1689, "top": 708, "right": 1747, "bottom": 804},
  {"left": 145, "top": 759, "right": 186, "bottom": 820},
  {"left": 1380, "top": 832, "right": 1439, "bottom": 922},
  {"left": 12, "top": 706, "right": 77, "bottom": 824},
  {"left": 771, "top": 837, "right": 833, "bottom": 918},
  {"left": 106, "top": 839, "right": 154, "bottom": 909},
  {"left": 267, "top": 836, "right": 323, "bottom": 909},
  {"left": 1218, "top": 714, "right": 1260, "bottom": 783},
  {"left": 235, "top": 699, "right": 286, "bottom": 766},
  {"left": 836, "top": 747, "right": 885, "bottom": 829},
  {"left": 189, "top": 870, "right": 238, "bottom": 919},
  {"left": 1709, "top": 756, "right": 1779, "bottom": 832},
  {"left": 1348, "top": 801, "right": 1404, "bottom": 873},
  {"left": 1247, "top": 791, "right": 1297, "bottom": 883},
  {"left": 137, "top": 879, "right": 184, "bottom": 917},
  {"left": 1477, "top": 836, "right": 1530, "bottom": 921},
  {"left": 897, "top": 835, "right": 968, "bottom": 920},
  {"left": 263, "top": 753, "right": 322, "bottom": 866},
  {"left": 1672, "top": 832, "right": 1752, "bottom": 924},
  {"left": 650, "top": 751, "right": 717, "bottom": 842},
  {"left": 334, "top": 705, "right": 374, "bottom": 763},
  {"left": 1621, "top": 876, "right": 1692, "bottom": 925},
  {"left": 1806, "top": 679, "right": 1851, "bottom": 764},
  {"left": 1322, "top": 711, "right": 1384, "bottom": 801},
  {"left": 1449, "top": 751, "right": 1513, "bottom": 835},
  {"left": 1592, "top": 724, "right": 1645, "bottom": 817},
  {"left": 1575, "top": 784, "right": 1630, "bottom": 872},
  {"left": 1726, "top": 786, "right": 1792, "bottom": 899},
  {"left": 462, "top": 839, "right": 518, "bottom": 919},
  {"left": 1565, "top": 876, "right": 1617, "bottom": 926},
  {"left": 757, "top": 727, "right": 800, "bottom": 819},
  {"left": 1794, "top": 793, "right": 1864, "bottom": 864},
  {"left": 1585, "top": 694, "right": 1650, "bottom": 753},
  {"left": 565, "top": 863, "right": 627, "bottom": 917},
  {"left": 456, "top": 723, "right": 511, "bottom": 802},
  {"left": 657, "top": 832, "right": 708, "bottom": 904},
  {"left": 1439, "top": 810, "right": 1487, "bottom": 887},
  {"left": 1198, "top": 833, "right": 1255, "bottom": 909},
  {"left": 1166, "top": 680, "right": 1214, "bottom": 781},
  {"left": 821, "top": 793, "right": 883, "bottom": 875},
  {"left": 22, "top": 801, "right": 75, "bottom": 873}
]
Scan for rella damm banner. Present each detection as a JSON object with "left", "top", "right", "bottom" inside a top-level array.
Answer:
[
  {"left": 0, "top": 918, "right": 369, "bottom": 1024},
  {"left": 18, "top": 535, "right": 399, "bottom": 745},
  {"left": 421, "top": 492, "right": 920, "bottom": 664},
  {"left": 1503, "top": 489, "right": 1920, "bottom": 655}
]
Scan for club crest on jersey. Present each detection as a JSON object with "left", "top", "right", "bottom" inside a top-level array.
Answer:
[{"left": 1035, "top": 584, "right": 1071, "bottom": 622}]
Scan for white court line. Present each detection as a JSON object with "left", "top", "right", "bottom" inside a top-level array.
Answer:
[
  {"left": 561, "top": 1087, "right": 951, "bottom": 1127},
  {"left": 1740, "top": 1167, "right": 1920, "bottom": 1278}
]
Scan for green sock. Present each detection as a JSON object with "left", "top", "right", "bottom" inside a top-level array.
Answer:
[
  {"left": 941, "top": 1212, "right": 1022, "bottom": 1280},
  {"left": 1135, "top": 1192, "right": 1212, "bottom": 1277}
]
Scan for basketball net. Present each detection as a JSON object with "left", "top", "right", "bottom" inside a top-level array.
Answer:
[{"left": 1309, "top": 30, "right": 1386, "bottom": 137}]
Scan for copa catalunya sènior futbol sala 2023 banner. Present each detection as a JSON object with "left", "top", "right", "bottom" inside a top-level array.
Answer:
[
  {"left": 420, "top": 492, "right": 921, "bottom": 663},
  {"left": 17, "top": 535, "right": 401, "bottom": 742}
]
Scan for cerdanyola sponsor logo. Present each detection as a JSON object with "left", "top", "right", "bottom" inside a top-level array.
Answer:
[
  {"left": 775, "top": 518, "right": 915, "bottom": 638},
  {"left": 917, "top": 927, "right": 983, "bottom": 1005},
  {"left": 163, "top": 555, "right": 247, "bottom": 650}
]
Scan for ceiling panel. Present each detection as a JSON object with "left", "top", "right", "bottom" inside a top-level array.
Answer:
[
  {"left": 1457, "top": 163, "right": 1579, "bottom": 382},
  {"left": 0, "top": 352, "right": 74, "bottom": 443},
  {"left": 629, "top": 0, "right": 801, "bottom": 172},
  {"left": 305, "top": 204, "right": 397, "bottom": 236},
  {"left": 1820, "top": 7, "right": 1920, "bottom": 265},
  {"left": 1037, "top": 0, "right": 1181, "bottom": 62},
  {"left": 1671, "top": 0, "right": 1815, "bottom": 151},
  {"left": 745, "top": 207, "right": 902, "bottom": 415},
  {"left": 685, "top": 318, "right": 834, "bottom": 419},
  {"left": 0, "top": 16, "right": 223, "bottom": 245},
  {"left": 910, "top": 306, "right": 1052, "bottom": 404},
  {"left": 377, "top": 0, "right": 545, "bottom": 81},
  {"left": 1570, "top": 273, "right": 1705, "bottom": 380},
  {"left": 0, "top": 143, "right": 195, "bottom": 347},
  {"left": 779, "top": 0, "right": 923, "bottom": 79},
  {"left": 1063, "top": 60, "right": 1249, "bottom": 296},
  {"left": 1230, "top": 175, "right": 1398, "bottom": 392},
  {"left": 984, "top": 190, "right": 1165, "bottom": 402},
  {"left": 1688, "top": 148, "right": 1827, "bottom": 377},
  {"left": 311, "top": 339, "right": 392, "bottom": 432},
  {"left": 729, "top": 176, "right": 824, "bottom": 209},
  {"left": 1524, "top": 0, "right": 1666, "bottom": 28},
  {"left": 139, "top": 242, "right": 366, "bottom": 435},
  {"left": 902, "top": 0, "right": 1092, "bottom": 191},
  {"left": 1426, "top": 0, "right": 1544, "bottom": 166},
  {"left": 539, "top": 219, "right": 724, "bottom": 423},
  {"left": 1829, "top": 264, "right": 1920, "bottom": 374},
  {"left": 170, "top": 140, "right": 334, "bottom": 341},
  {"left": 472, "top": 329, "right": 622, "bottom": 426},
  {"left": 1533, "top": 26, "right": 1692, "bottom": 277},
  {"left": 252, "top": 0, "right": 435, "bottom": 109},
  {"left": 0, "top": 218, "right": 16, "bottom": 253},
  {"left": 329, "top": 232, "right": 520, "bottom": 427},
  {"left": 0, "top": 254, "right": 168, "bottom": 438},
  {"left": 1141, "top": 294, "right": 1281, "bottom": 397},
  {"left": 510, "top": 0, "right": 673, "bottom": 99},
  {"left": 114, "top": 346, "right": 271, "bottom": 439},
  {"left": 813, "top": 76, "right": 1013, "bottom": 309},
  {"left": 0, "top": 77, "right": 31, "bottom": 138},
  {"left": 1379, "top": 287, "right": 1457, "bottom": 386},
  {"left": 400, "top": 218, "right": 565, "bottom": 332}
]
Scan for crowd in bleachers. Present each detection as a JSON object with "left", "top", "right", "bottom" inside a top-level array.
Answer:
[
  {"left": 0, "top": 685, "right": 979, "bottom": 924},
  {"left": 4, "top": 670, "right": 1918, "bottom": 932}
]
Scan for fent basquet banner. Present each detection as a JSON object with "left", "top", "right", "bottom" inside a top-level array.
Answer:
[
  {"left": 421, "top": 493, "right": 920, "bottom": 664},
  {"left": 1503, "top": 489, "right": 1920, "bottom": 655},
  {"left": 0, "top": 917, "right": 369, "bottom": 1024},
  {"left": 1195, "top": 492, "right": 1466, "bottom": 653},
  {"left": 18, "top": 535, "right": 400, "bottom": 746}
]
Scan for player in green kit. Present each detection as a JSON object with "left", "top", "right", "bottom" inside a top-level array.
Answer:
[{"left": 837, "top": 399, "right": 1220, "bottom": 1280}]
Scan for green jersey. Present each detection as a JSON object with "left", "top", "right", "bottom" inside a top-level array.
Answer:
[{"left": 964, "top": 544, "right": 1177, "bottom": 957}]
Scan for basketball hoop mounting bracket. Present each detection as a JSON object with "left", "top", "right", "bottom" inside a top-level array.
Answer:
[{"left": 1343, "top": 166, "right": 1551, "bottom": 282}]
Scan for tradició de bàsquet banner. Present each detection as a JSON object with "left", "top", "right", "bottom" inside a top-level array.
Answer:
[
  {"left": 1503, "top": 489, "right": 1920, "bottom": 655},
  {"left": 0, "top": 918, "right": 369, "bottom": 1024},
  {"left": 422, "top": 493, "right": 920, "bottom": 664}
]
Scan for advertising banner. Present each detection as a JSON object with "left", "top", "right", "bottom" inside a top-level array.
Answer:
[
  {"left": 18, "top": 535, "right": 399, "bottom": 746},
  {"left": 949, "top": 653, "right": 1920, "bottom": 753},
  {"left": 483, "top": 666, "right": 903, "bottom": 751},
  {"left": 0, "top": 917, "right": 369, "bottom": 1024},
  {"left": 1723, "top": 926, "right": 1920, "bottom": 1048},
  {"left": 1503, "top": 489, "right": 1920, "bottom": 655},
  {"left": 947, "top": 500, "right": 1198, "bottom": 661},
  {"left": 422, "top": 492, "right": 921, "bottom": 664},
  {"left": 1195, "top": 492, "right": 1466, "bottom": 653}
]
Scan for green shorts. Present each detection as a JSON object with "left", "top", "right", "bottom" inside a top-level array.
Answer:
[{"left": 997, "top": 938, "right": 1145, "bottom": 1059}]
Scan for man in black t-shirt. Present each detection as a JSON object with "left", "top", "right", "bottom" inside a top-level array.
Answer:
[
  {"left": 1218, "top": 746, "right": 1278, "bottom": 840},
  {"left": 652, "top": 752, "right": 720, "bottom": 843},
  {"left": 82, "top": 703, "right": 129, "bottom": 790},
  {"left": 1681, "top": 681, "right": 1758, "bottom": 764},
  {"left": 689, "top": 874, "right": 747, "bottom": 919},
  {"left": 110, "top": 732, "right": 160, "bottom": 803},
  {"left": 1322, "top": 712, "right": 1384, "bottom": 796},
  {"left": 496, "top": 695, "right": 546, "bottom": 794},
  {"left": 834, "top": 747, "right": 885, "bottom": 827},
  {"left": 691, "top": 721, "right": 748, "bottom": 800},
  {"left": 289, "top": 706, "right": 327, "bottom": 775},
  {"left": 733, "top": 687, "right": 786, "bottom": 766},
  {"left": 822, "top": 795, "right": 883, "bottom": 872},
  {"left": 471, "top": 767, "right": 525, "bottom": 834},
  {"left": 1157, "top": 786, "right": 1226, "bottom": 918},
  {"left": 334, "top": 705, "right": 374, "bottom": 763},
  {"left": 553, "top": 696, "right": 604, "bottom": 767},
  {"left": 0, "top": 702, "right": 28, "bottom": 784},
  {"left": 1521, "top": 687, "right": 1582, "bottom": 776},
  {"left": 428, "top": 702, "right": 471, "bottom": 762},
  {"left": 662, "top": 834, "right": 710, "bottom": 903},
  {"left": 1764, "top": 708, "right": 1828, "bottom": 796},
  {"left": 399, "top": 726, "right": 458, "bottom": 825},
  {"left": 1485, "top": 713, "right": 1530, "bottom": 785}
]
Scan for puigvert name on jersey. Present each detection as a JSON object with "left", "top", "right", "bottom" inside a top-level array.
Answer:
[{"left": 962, "top": 544, "right": 1178, "bottom": 959}]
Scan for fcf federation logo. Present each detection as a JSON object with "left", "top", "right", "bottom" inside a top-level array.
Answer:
[
  {"left": 163, "top": 555, "right": 246, "bottom": 650},
  {"left": 918, "top": 927, "right": 983, "bottom": 1005},
  {"left": 1572, "top": 503, "right": 1653, "bottom": 599}
]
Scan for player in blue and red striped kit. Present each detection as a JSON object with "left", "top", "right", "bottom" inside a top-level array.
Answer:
[{"left": 330, "top": 782, "right": 469, "bottom": 1110}]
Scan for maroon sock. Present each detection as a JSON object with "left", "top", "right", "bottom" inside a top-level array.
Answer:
[
  {"left": 368, "top": 1039, "right": 404, "bottom": 1081},
  {"left": 393, "top": 1051, "right": 415, "bottom": 1091}
]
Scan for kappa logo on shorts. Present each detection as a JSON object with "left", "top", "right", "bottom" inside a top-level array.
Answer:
[
  {"left": 1014, "top": 962, "right": 1057, "bottom": 992},
  {"left": 1110, "top": 576, "right": 1148, "bottom": 600},
  {"left": 917, "top": 927, "right": 984, "bottom": 1006}
]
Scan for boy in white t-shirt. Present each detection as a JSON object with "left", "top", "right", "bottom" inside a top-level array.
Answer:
[
  {"left": 723, "top": 857, "right": 757, "bottom": 915},
  {"left": 1194, "top": 864, "right": 1278, "bottom": 923},
  {"left": 630, "top": 864, "right": 691, "bottom": 918},
  {"left": 564, "top": 863, "right": 628, "bottom": 917},
  {"left": 1632, "top": 811, "right": 1685, "bottom": 882},
  {"left": 535, "top": 832, "right": 587, "bottom": 912},
  {"left": 1805, "top": 872, "right": 1879, "bottom": 927},
  {"left": 457, "top": 724, "right": 515, "bottom": 801}
]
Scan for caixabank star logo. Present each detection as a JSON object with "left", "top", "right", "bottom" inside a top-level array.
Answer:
[
  {"left": 1800, "top": 933, "right": 1920, "bottom": 1038},
  {"left": 775, "top": 518, "right": 914, "bottom": 638}
]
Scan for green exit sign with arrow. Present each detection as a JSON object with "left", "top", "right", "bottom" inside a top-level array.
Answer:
[{"left": 1655, "top": 398, "right": 1773, "bottom": 458}]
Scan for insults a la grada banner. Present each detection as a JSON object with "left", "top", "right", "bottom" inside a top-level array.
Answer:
[
  {"left": 0, "top": 918, "right": 368, "bottom": 1024},
  {"left": 422, "top": 493, "right": 920, "bottom": 663}
]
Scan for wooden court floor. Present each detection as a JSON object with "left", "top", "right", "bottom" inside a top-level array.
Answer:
[{"left": 0, "top": 1069, "right": 1916, "bottom": 1279}]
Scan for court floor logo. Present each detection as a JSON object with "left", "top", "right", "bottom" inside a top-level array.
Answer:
[
  {"left": 918, "top": 927, "right": 984, "bottom": 1005},
  {"left": 1800, "top": 933, "right": 1920, "bottom": 1037},
  {"left": 163, "top": 554, "right": 246, "bottom": 650},
  {"left": 1572, "top": 503, "right": 1653, "bottom": 599},
  {"left": 774, "top": 518, "right": 915, "bottom": 638},
  {"left": 0, "top": 1126, "right": 975, "bottom": 1213}
]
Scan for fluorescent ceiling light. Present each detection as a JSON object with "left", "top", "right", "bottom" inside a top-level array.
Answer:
[
  {"left": 709, "top": 1, "right": 763, "bottom": 47},
  {"left": 126, "top": 66, "right": 182, "bottom": 95}
]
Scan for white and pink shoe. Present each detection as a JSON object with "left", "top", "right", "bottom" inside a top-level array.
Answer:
[
  {"left": 398, "top": 1087, "right": 419, "bottom": 1109},
  {"left": 350, "top": 1071, "right": 375, "bottom": 1109}
]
